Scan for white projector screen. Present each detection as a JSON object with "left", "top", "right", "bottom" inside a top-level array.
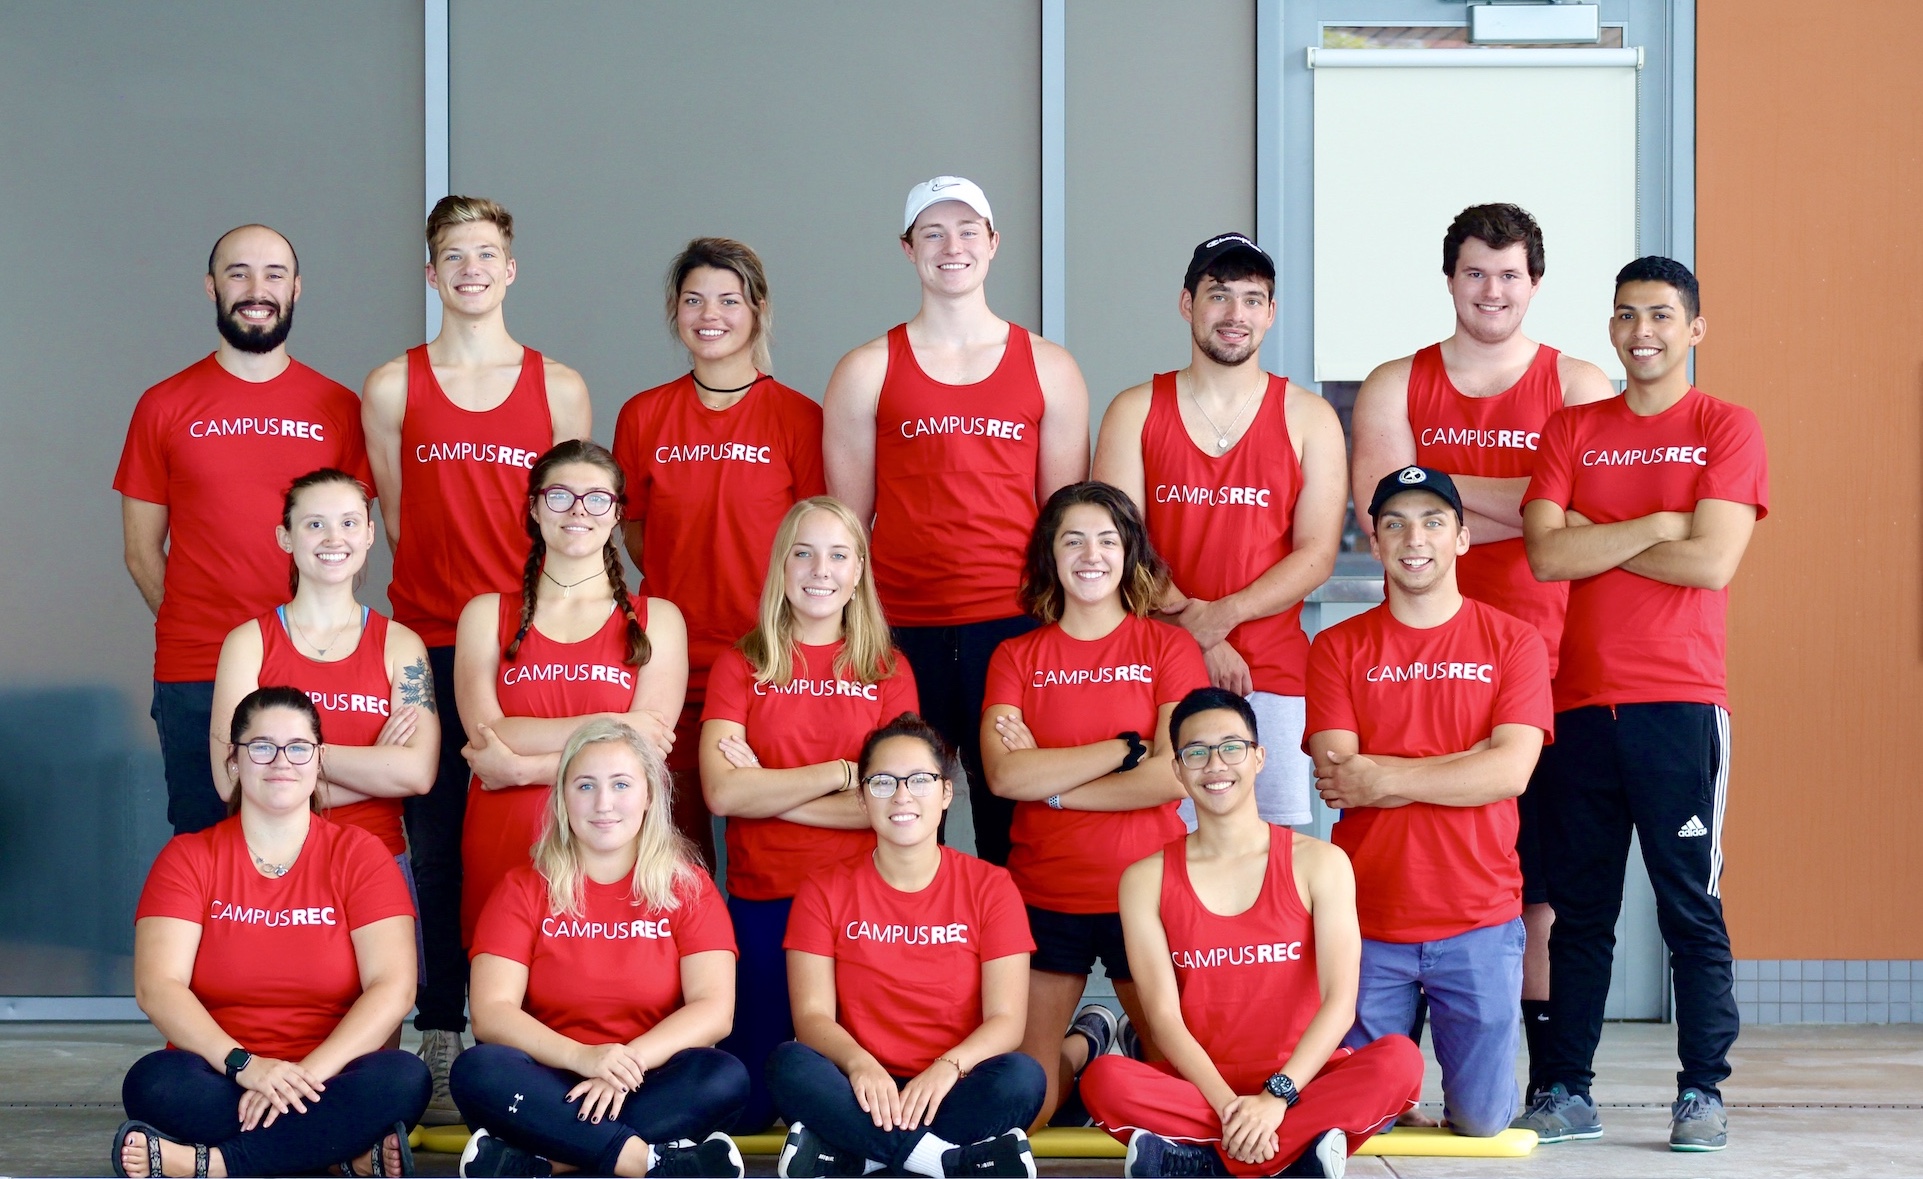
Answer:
[{"left": 1312, "top": 52, "right": 1638, "bottom": 381}]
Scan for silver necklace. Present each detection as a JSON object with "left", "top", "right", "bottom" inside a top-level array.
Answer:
[
  {"left": 289, "top": 612, "right": 356, "bottom": 657},
  {"left": 250, "top": 847, "right": 292, "bottom": 877},
  {"left": 1185, "top": 375, "right": 1263, "bottom": 453}
]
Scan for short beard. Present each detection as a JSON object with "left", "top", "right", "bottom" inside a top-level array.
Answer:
[
  {"left": 217, "top": 298, "right": 294, "bottom": 354},
  {"left": 1194, "top": 324, "right": 1258, "bottom": 368}
]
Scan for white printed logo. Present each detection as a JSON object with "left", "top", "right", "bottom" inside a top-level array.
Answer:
[
  {"left": 1678, "top": 815, "right": 1708, "bottom": 838},
  {"left": 1398, "top": 467, "right": 1426, "bottom": 484}
]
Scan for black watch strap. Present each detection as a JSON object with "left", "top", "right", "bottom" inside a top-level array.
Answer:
[
  {"left": 1117, "top": 731, "right": 1148, "bottom": 773},
  {"left": 224, "top": 1047, "right": 252, "bottom": 1080},
  {"left": 1265, "top": 1070, "right": 1300, "bottom": 1106}
]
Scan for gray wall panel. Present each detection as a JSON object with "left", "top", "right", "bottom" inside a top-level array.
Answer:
[
  {"left": 1066, "top": 0, "right": 1257, "bottom": 424},
  {"left": 447, "top": 0, "right": 1042, "bottom": 421}
]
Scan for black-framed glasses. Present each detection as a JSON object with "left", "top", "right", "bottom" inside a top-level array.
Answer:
[
  {"left": 1177, "top": 740, "right": 1253, "bottom": 770},
  {"left": 236, "top": 739, "right": 318, "bottom": 766},
  {"left": 862, "top": 772, "right": 943, "bottom": 798},
  {"left": 538, "top": 486, "right": 617, "bottom": 516}
]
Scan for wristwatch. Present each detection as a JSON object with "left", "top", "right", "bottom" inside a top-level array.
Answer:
[
  {"left": 1117, "top": 731, "right": 1148, "bottom": 773},
  {"left": 1264, "top": 1070, "right": 1299, "bottom": 1106},
  {"left": 224, "top": 1047, "right": 253, "bottom": 1081}
]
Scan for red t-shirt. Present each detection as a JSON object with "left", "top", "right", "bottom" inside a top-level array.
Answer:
[
  {"left": 460, "top": 595, "right": 649, "bottom": 942},
  {"left": 871, "top": 324, "right": 1044, "bottom": 626},
  {"left": 257, "top": 607, "right": 406, "bottom": 855},
  {"left": 984, "top": 613, "right": 1209, "bottom": 913},
  {"left": 114, "top": 355, "right": 372, "bottom": 681},
  {"left": 470, "top": 862, "right": 736, "bottom": 1045},
  {"left": 390, "top": 346, "right": 553, "bottom": 647},
  {"left": 784, "top": 847, "right": 1033, "bottom": 1077},
  {"left": 702, "top": 642, "right": 918, "bottom": 901},
  {"left": 1524, "top": 387, "right": 1769, "bottom": 712},
  {"left": 1159, "top": 829, "right": 1320, "bottom": 1092},
  {"left": 613, "top": 375, "right": 825, "bottom": 702},
  {"left": 1407, "top": 342, "right": 1574, "bottom": 675},
  {"left": 134, "top": 814, "right": 414, "bottom": 1059},
  {"left": 1141, "top": 372, "right": 1308, "bottom": 695},
  {"left": 1304, "top": 599, "right": 1553, "bottom": 943}
]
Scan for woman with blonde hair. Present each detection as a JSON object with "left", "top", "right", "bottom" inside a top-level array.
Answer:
[
  {"left": 699, "top": 495, "right": 918, "bottom": 1131},
  {"left": 614, "top": 237, "right": 825, "bottom": 864},
  {"left": 451, "top": 719, "right": 747, "bottom": 1178}
]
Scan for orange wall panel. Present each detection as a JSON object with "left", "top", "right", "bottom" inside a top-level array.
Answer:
[{"left": 1698, "top": 1, "right": 1923, "bottom": 957}]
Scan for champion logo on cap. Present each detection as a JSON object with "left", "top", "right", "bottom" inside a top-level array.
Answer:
[
  {"left": 1205, "top": 233, "right": 1255, "bottom": 250},
  {"left": 1398, "top": 467, "right": 1427, "bottom": 485}
]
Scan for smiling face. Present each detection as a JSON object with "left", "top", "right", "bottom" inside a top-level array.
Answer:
[
  {"left": 1447, "top": 238, "right": 1539, "bottom": 346},
  {"left": 1173, "top": 708, "right": 1266, "bottom": 818},
  {"left": 206, "top": 226, "right": 300, "bottom": 354},
  {"left": 1610, "top": 280, "right": 1706, "bottom": 385},
  {"left": 231, "top": 705, "right": 321, "bottom": 816},
  {"left": 428, "top": 220, "right": 516, "bottom": 316},
  {"left": 901, "top": 200, "right": 997, "bottom": 297},
  {"left": 784, "top": 508, "right": 861, "bottom": 632},
  {"left": 563, "top": 740, "right": 650, "bottom": 855},
  {"left": 675, "top": 265, "right": 759, "bottom": 365},
  {"left": 861, "top": 734, "right": 951, "bottom": 849},
  {"left": 1371, "top": 491, "right": 1469, "bottom": 596},
  {"left": 532, "top": 460, "right": 621, "bottom": 558},
  {"left": 1182, "top": 275, "right": 1275, "bottom": 366},
  {"left": 278, "top": 480, "right": 373, "bottom": 587},
  {"left": 1052, "top": 502, "right": 1126, "bottom": 610}
]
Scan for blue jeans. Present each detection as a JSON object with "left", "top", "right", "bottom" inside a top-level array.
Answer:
[
  {"left": 718, "top": 895, "right": 792, "bottom": 1133},
  {"left": 766, "top": 1042, "right": 1045, "bottom": 1168},
  {"left": 450, "top": 1044, "right": 747, "bottom": 1173},
  {"left": 1344, "top": 918, "right": 1524, "bottom": 1137},
  {"left": 151, "top": 680, "right": 224, "bottom": 835}
]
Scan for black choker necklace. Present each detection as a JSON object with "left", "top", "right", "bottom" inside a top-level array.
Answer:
[{"left": 692, "top": 372, "right": 765, "bottom": 396}]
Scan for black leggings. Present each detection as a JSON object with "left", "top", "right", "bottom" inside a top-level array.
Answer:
[
  {"left": 449, "top": 1043, "right": 748, "bottom": 1173},
  {"left": 121, "top": 1048, "right": 430, "bottom": 1176},
  {"left": 404, "top": 644, "right": 471, "bottom": 1032},
  {"left": 765, "top": 1041, "right": 1045, "bottom": 1170}
]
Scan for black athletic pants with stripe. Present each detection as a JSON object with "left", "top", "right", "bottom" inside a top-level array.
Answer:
[{"left": 1537, "top": 702, "right": 1740, "bottom": 1100}]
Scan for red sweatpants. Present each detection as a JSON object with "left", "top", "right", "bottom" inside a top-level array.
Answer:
[{"left": 1081, "top": 1036, "right": 1424, "bottom": 1177}]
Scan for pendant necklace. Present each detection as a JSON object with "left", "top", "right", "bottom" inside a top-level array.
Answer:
[
  {"left": 1185, "top": 375, "right": 1263, "bottom": 454},
  {"left": 543, "top": 568, "right": 601, "bottom": 599},
  {"left": 250, "top": 847, "right": 291, "bottom": 878}
]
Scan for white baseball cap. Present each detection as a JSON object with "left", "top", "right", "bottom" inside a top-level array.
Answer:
[{"left": 903, "top": 176, "right": 994, "bottom": 233}]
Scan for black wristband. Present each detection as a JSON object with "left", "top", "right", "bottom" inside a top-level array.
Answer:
[{"left": 1117, "top": 731, "right": 1148, "bottom": 773}]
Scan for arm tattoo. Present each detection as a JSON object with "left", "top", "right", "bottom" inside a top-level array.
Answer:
[{"left": 399, "top": 658, "right": 436, "bottom": 713}]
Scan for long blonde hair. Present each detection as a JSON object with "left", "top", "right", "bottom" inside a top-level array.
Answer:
[
  {"left": 532, "top": 720, "right": 698, "bottom": 917},
  {"left": 738, "top": 497, "right": 897, "bottom": 688}
]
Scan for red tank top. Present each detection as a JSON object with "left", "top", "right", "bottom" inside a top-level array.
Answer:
[
  {"left": 257, "top": 608, "right": 405, "bottom": 855},
  {"left": 1160, "top": 827, "right": 1320, "bottom": 1092},
  {"left": 390, "top": 346, "right": 553, "bottom": 646},
  {"left": 459, "top": 592, "right": 648, "bottom": 940},
  {"left": 1143, "top": 373, "right": 1308, "bottom": 695},
  {"left": 870, "top": 324, "right": 1045, "bottom": 626},
  {"left": 1407, "top": 343, "right": 1569, "bottom": 673}
]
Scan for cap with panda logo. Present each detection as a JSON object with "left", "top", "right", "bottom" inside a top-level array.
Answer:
[{"left": 1368, "top": 465, "right": 1464, "bottom": 523}]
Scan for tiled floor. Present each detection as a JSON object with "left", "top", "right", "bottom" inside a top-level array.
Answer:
[{"left": 4, "top": 1021, "right": 1919, "bottom": 1177}]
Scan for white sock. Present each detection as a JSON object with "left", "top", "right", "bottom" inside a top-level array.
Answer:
[
  {"left": 642, "top": 1142, "right": 658, "bottom": 1174},
  {"left": 903, "top": 1132, "right": 960, "bottom": 1178},
  {"left": 862, "top": 1161, "right": 887, "bottom": 1175}
]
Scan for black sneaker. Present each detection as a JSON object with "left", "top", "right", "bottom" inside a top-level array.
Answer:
[
  {"left": 1276, "top": 1129, "right": 1346, "bottom": 1178},
  {"left": 651, "top": 1133, "right": 745, "bottom": 1178},
  {"left": 777, "top": 1123, "right": 866, "bottom": 1178},
  {"left": 943, "top": 1128, "right": 1037, "bottom": 1177},
  {"left": 1123, "top": 1130, "right": 1229, "bottom": 1178},
  {"left": 458, "top": 1129, "right": 551, "bottom": 1178},
  {"left": 1071, "top": 1003, "right": 1119, "bottom": 1066}
]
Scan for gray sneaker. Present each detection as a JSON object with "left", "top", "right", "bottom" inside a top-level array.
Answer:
[
  {"left": 417, "top": 1029, "right": 465, "bottom": 1126},
  {"left": 1070, "top": 1003, "right": 1119, "bottom": 1065},
  {"left": 1510, "top": 1083, "right": 1603, "bottom": 1143},
  {"left": 1669, "top": 1089, "right": 1728, "bottom": 1152}
]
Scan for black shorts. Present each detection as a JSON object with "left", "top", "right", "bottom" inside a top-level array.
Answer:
[
  {"left": 1026, "top": 905, "right": 1132, "bottom": 983},
  {"left": 1517, "top": 757, "right": 1549, "bottom": 906}
]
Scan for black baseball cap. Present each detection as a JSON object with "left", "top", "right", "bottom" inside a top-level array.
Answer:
[
  {"left": 1184, "top": 232, "right": 1275, "bottom": 291},
  {"left": 1368, "top": 466, "right": 1464, "bottom": 523}
]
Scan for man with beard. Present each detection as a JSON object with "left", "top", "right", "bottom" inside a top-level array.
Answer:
[
  {"left": 116, "top": 224, "right": 372, "bottom": 834},
  {"left": 1094, "top": 233, "right": 1347, "bottom": 833},
  {"left": 1348, "top": 206, "right": 1614, "bottom": 1098}
]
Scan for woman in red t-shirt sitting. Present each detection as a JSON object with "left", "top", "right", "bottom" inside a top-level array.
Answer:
[
  {"left": 699, "top": 495, "right": 918, "bottom": 1131},
  {"left": 118, "top": 687, "right": 427, "bottom": 1179},
  {"left": 450, "top": 719, "right": 747, "bottom": 1179},
  {"left": 980, "top": 481, "right": 1209, "bottom": 1127},
  {"left": 770, "top": 714, "right": 1044, "bottom": 1179}
]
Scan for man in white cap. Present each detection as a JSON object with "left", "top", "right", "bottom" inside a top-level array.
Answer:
[{"left": 825, "top": 176, "right": 1090, "bottom": 866}]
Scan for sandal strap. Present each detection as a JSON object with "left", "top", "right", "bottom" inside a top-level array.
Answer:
[
  {"left": 145, "top": 1130, "right": 164, "bottom": 1179},
  {"left": 194, "top": 1143, "right": 210, "bottom": 1178}
]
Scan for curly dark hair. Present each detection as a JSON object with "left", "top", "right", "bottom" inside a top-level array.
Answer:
[
  {"left": 1442, "top": 203, "right": 1545, "bottom": 281},
  {"left": 1019, "top": 482, "right": 1170, "bottom": 625}
]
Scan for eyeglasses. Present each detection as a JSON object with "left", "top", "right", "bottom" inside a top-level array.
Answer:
[
  {"left": 862, "top": 772, "right": 943, "bottom": 798},
  {"left": 1176, "top": 740, "right": 1253, "bottom": 770},
  {"left": 236, "top": 739, "right": 318, "bottom": 766},
  {"left": 538, "top": 486, "right": 617, "bottom": 516}
]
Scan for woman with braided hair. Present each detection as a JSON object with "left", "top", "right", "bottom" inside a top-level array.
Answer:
[{"left": 454, "top": 440, "right": 687, "bottom": 943}]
